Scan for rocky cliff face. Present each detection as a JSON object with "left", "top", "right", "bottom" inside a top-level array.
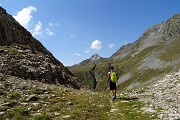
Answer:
[{"left": 0, "top": 6, "right": 82, "bottom": 89}]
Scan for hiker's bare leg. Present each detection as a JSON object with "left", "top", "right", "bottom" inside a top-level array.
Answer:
[
  {"left": 110, "top": 90, "right": 116, "bottom": 101},
  {"left": 110, "top": 90, "right": 113, "bottom": 96},
  {"left": 112, "top": 90, "right": 116, "bottom": 96},
  {"left": 110, "top": 90, "right": 115, "bottom": 96}
]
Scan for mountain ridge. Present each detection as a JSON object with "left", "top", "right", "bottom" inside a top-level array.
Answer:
[
  {"left": 70, "top": 14, "right": 180, "bottom": 90},
  {"left": 0, "top": 6, "right": 179, "bottom": 119},
  {"left": 0, "top": 6, "right": 83, "bottom": 89}
]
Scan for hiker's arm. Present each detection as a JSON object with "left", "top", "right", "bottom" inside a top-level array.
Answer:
[
  {"left": 116, "top": 72, "right": 119, "bottom": 84},
  {"left": 106, "top": 73, "right": 110, "bottom": 87},
  {"left": 104, "top": 73, "right": 110, "bottom": 91}
]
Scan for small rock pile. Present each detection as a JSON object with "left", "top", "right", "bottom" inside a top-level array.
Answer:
[{"left": 139, "top": 71, "right": 180, "bottom": 120}]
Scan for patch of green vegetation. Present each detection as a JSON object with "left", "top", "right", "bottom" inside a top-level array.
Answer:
[
  {"left": 119, "top": 45, "right": 162, "bottom": 71},
  {"left": 70, "top": 44, "right": 164, "bottom": 91},
  {"left": 136, "top": 87, "right": 149, "bottom": 94},
  {"left": 1, "top": 83, "right": 111, "bottom": 120},
  {"left": 159, "top": 38, "right": 180, "bottom": 61},
  {"left": 4, "top": 106, "right": 30, "bottom": 120},
  {"left": 0, "top": 43, "right": 31, "bottom": 57},
  {"left": 1, "top": 77, "right": 158, "bottom": 120},
  {"left": 12, "top": 43, "right": 31, "bottom": 49},
  {"left": 118, "top": 67, "right": 172, "bottom": 91},
  {"left": 9, "top": 92, "right": 21, "bottom": 99},
  {"left": 41, "top": 87, "right": 111, "bottom": 120},
  {"left": 70, "top": 62, "right": 110, "bottom": 91},
  {"left": 0, "top": 106, "right": 9, "bottom": 111},
  {"left": 33, "top": 113, "right": 50, "bottom": 120},
  {"left": 109, "top": 100, "right": 157, "bottom": 120},
  {"left": 0, "top": 45, "right": 23, "bottom": 57},
  {"left": 74, "top": 71, "right": 93, "bottom": 87},
  {"left": 164, "top": 15, "right": 180, "bottom": 37}
]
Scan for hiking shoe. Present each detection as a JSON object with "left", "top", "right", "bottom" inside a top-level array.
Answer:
[{"left": 112, "top": 96, "right": 116, "bottom": 101}]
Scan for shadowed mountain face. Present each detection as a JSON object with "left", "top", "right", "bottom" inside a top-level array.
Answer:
[
  {"left": 0, "top": 6, "right": 83, "bottom": 89},
  {"left": 70, "top": 14, "right": 180, "bottom": 90}
]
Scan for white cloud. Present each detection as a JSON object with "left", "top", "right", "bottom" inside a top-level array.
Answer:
[
  {"left": 108, "top": 44, "right": 114, "bottom": 49},
  {"left": 49, "top": 22, "right": 59, "bottom": 27},
  {"left": 13, "top": 6, "right": 56, "bottom": 38},
  {"left": 90, "top": 40, "right": 102, "bottom": 51},
  {"left": 84, "top": 49, "right": 90, "bottom": 53},
  {"left": 13, "top": 6, "right": 37, "bottom": 30},
  {"left": 31, "top": 21, "right": 42, "bottom": 37},
  {"left": 74, "top": 53, "right": 81, "bottom": 56},
  {"left": 70, "top": 34, "right": 77, "bottom": 38},
  {"left": 45, "top": 28, "right": 54, "bottom": 36},
  {"left": 49, "top": 23, "right": 53, "bottom": 27}
]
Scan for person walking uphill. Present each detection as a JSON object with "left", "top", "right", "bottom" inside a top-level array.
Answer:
[{"left": 105, "top": 66, "right": 119, "bottom": 101}]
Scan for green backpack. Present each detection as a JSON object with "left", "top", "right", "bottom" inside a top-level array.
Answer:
[{"left": 110, "top": 71, "right": 117, "bottom": 83}]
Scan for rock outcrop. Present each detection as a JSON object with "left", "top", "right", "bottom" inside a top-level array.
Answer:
[
  {"left": 139, "top": 71, "right": 180, "bottom": 120},
  {"left": 90, "top": 54, "right": 102, "bottom": 61},
  {"left": 0, "top": 6, "right": 82, "bottom": 89},
  {"left": 74, "top": 54, "right": 103, "bottom": 66}
]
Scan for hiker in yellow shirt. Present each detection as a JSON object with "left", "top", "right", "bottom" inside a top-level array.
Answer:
[{"left": 106, "top": 66, "right": 118, "bottom": 101}]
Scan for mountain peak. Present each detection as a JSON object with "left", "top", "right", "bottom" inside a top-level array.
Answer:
[{"left": 90, "top": 54, "right": 102, "bottom": 61}]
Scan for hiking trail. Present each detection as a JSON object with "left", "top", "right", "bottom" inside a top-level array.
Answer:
[{"left": 105, "top": 93, "right": 156, "bottom": 120}]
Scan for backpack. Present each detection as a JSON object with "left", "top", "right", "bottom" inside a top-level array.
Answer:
[{"left": 110, "top": 71, "right": 117, "bottom": 83}]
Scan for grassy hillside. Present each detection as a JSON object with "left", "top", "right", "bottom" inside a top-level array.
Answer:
[
  {"left": 69, "top": 14, "right": 180, "bottom": 92},
  {"left": 0, "top": 75, "right": 156, "bottom": 120}
]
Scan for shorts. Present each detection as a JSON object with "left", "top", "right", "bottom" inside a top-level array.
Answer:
[{"left": 110, "top": 81, "right": 116, "bottom": 90}]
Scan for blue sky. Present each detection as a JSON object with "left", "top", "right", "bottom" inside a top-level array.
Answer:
[{"left": 1, "top": 0, "right": 180, "bottom": 66}]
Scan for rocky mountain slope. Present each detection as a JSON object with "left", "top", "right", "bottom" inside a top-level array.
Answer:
[
  {"left": 69, "top": 14, "right": 180, "bottom": 119},
  {"left": 138, "top": 70, "right": 180, "bottom": 120},
  {"left": 0, "top": 6, "right": 82, "bottom": 89},
  {"left": 72, "top": 54, "right": 103, "bottom": 67},
  {"left": 70, "top": 14, "right": 180, "bottom": 90},
  {"left": 116, "top": 14, "right": 180, "bottom": 89},
  {"left": 111, "top": 43, "right": 132, "bottom": 60}
]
